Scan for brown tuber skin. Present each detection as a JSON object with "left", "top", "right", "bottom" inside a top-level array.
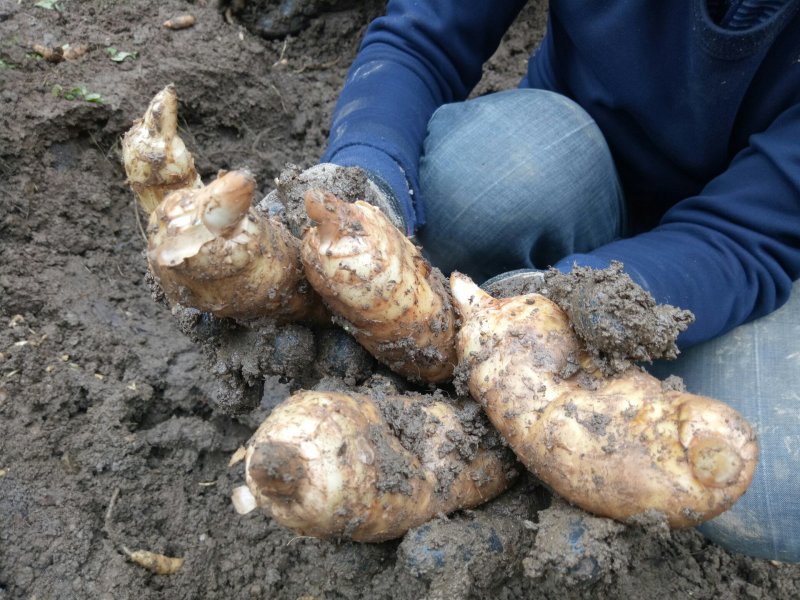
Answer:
[
  {"left": 301, "top": 190, "right": 458, "bottom": 383},
  {"left": 450, "top": 273, "right": 758, "bottom": 528},
  {"left": 146, "top": 170, "right": 327, "bottom": 322},
  {"left": 244, "top": 389, "right": 515, "bottom": 542}
]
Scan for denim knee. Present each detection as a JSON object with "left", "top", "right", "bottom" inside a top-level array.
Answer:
[
  {"left": 650, "top": 280, "right": 800, "bottom": 562},
  {"left": 417, "top": 88, "right": 624, "bottom": 282}
]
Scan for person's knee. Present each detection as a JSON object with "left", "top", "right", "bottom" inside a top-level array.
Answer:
[
  {"left": 697, "top": 502, "right": 800, "bottom": 562},
  {"left": 421, "top": 90, "right": 606, "bottom": 202},
  {"left": 418, "top": 89, "right": 622, "bottom": 279},
  {"left": 425, "top": 88, "right": 597, "bottom": 142},
  {"left": 650, "top": 283, "right": 800, "bottom": 563}
]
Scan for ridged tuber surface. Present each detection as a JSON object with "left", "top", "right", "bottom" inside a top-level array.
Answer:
[
  {"left": 244, "top": 389, "right": 516, "bottom": 542},
  {"left": 146, "top": 169, "right": 327, "bottom": 322},
  {"left": 450, "top": 273, "right": 758, "bottom": 528},
  {"left": 301, "top": 190, "right": 457, "bottom": 383},
  {"left": 121, "top": 85, "right": 202, "bottom": 214}
]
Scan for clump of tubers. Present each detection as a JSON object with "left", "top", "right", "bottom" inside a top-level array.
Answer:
[
  {"left": 122, "top": 85, "right": 202, "bottom": 214},
  {"left": 450, "top": 273, "right": 758, "bottom": 528},
  {"left": 301, "top": 190, "right": 458, "bottom": 383},
  {"left": 146, "top": 169, "right": 327, "bottom": 322},
  {"left": 237, "top": 389, "right": 516, "bottom": 542}
]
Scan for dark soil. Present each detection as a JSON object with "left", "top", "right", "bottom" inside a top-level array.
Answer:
[{"left": 1, "top": 1, "right": 799, "bottom": 598}]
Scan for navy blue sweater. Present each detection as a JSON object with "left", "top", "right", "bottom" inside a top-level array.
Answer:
[{"left": 321, "top": 0, "right": 800, "bottom": 347}]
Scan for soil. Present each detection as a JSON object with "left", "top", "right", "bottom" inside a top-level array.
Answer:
[{"left": 1, "top": 1, "right": 799, "bottom": 599}]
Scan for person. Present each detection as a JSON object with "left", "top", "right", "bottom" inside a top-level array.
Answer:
[
  {"left": 225, "top": 0, "right": 356, "bottom": 39},
  {"left": 283, "top": 1, "right": 800, "bottom": 562}
]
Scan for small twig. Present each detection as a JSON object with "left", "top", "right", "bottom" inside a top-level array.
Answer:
[
  {"left": 251, "top": 124, "right": 281, "bottom": 157},
  {"left": 177, "top": 116, "right": 211, "bottom": 171},
  {"left": 293, "top": 56, "right": 341, "bottom": 74},
  {"left": 286, "top": 535, "right": 315, "bottom": 545},
  {"left": 132, "top": 197, "right": 147, "bottom": 244},
  {"left": 87, "top": 130, "right": 113, "bottom": 169},
  {"left": 269, "top": 83, "right": 288, "bottom": 114},
  {"left": 272, "top": 39, "right": 289, "bottom": 68},
  {"left": 103, "top": 487, "right": 123, "bottom": 550}
]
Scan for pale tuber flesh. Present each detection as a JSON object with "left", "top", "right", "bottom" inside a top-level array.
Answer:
[
  {"left": 242, "top": 389, "right": 516, "bottom": 542},
  {"left": 301, "top": 190, "right": 458, "bottom": 383},
  {"left": 450, "top": 273, "right": 758, "bottom": 528},
  {"left": 146, "top": 169, "right": 327, "bottom": 322},
  {"left": 122, "top": 85, "right": 202, "bottom": 214}
]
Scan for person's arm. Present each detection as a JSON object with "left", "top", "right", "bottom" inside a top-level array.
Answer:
[
  {"left": 321, "top": 0, "right": 527, "bottom": 233},
  {"left": 556, "top": 102, "right": 800, "bottom": 348}
]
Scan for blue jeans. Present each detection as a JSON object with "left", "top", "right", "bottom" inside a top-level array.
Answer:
[{"left": 416, "top": 88, "right": 800, "bottom": 562}]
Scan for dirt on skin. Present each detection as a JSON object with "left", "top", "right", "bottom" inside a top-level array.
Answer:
[{"left": 1, "top": 1, "right": 799, "bottom": 599}]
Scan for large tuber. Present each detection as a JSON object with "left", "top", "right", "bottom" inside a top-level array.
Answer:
[
  {"left": 146, "top": 170, "right": 327, "bottom": 322},
  {"left": 450, "top": 273, "right": 757, "bottom": 528},
  {"left": 301, "top": 190, "right": 457, "bottom": 383},
  {"left": 239, "top": 389, "right": 516, "bottom": 542}
]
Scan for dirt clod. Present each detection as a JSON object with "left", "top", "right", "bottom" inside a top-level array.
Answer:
[{"left": 542, "top": 262, "right": 695, "bottom": 375}]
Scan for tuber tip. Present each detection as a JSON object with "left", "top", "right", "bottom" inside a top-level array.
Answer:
[
  {"left": 142, "top": 85, "right": 179, "bottom": 138},
  {"left": 450, "top": 272, "right": 494, "bottom": 318},
  {"left": 304, "top": 189, "right": 354, "bottom": 251},
  {"left": 199, "top": 170, "right": 255, "bottom": 235},
  {"left": 304, "top": 188, "right": 337, "bottom": 224},
  {"left": 688, "top": 435, "right": 745, "bottom": 488}
]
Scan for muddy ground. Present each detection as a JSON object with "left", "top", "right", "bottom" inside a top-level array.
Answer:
[{"left": 1, "top": 1, "right": 799, "bottom": 598}]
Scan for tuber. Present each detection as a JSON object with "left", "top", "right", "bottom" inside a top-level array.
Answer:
[
  {"left": 450, "top": 273, "right": 758, "bottom": 528},
  {"left": 301, "top": 190, "right": 457, "bottom": 383},
  {"left": 163, "top": 15, "right": 196, "bottom": 30},
  {"left": 146, "top": 169, "right": 327, "bottom": 322},
  {"left": 239, "top": 389, "right": 516, "bottom": 542},
  {"left": 123, "top": 86, "right": 326, "bottom": 322},
  {"left": 122, "top": 85, "right": 202, "bottom": 214}
]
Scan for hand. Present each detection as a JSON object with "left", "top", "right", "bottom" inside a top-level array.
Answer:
[
  {"left": 481, "top": 269, "right": 545, "bottom": 297},
  {"left": 262, "top": 163, "right": 405, "bottom": 237}
]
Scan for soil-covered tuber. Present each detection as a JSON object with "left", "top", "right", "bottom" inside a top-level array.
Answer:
[
  {"left": 146, "top": 169, "right": 327, "bottom": 322},
  {"left": 450, "top": 273, "right": 758, "bottom": 528},
  {"left": 301, "top": 190, "right": 457, "bottom": 383},
  {"left": 239, "top": 389, "right": 516, "bottom": 542},
  {"left": 121, "top": 85, "right": 202, "bottom": 214}
]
